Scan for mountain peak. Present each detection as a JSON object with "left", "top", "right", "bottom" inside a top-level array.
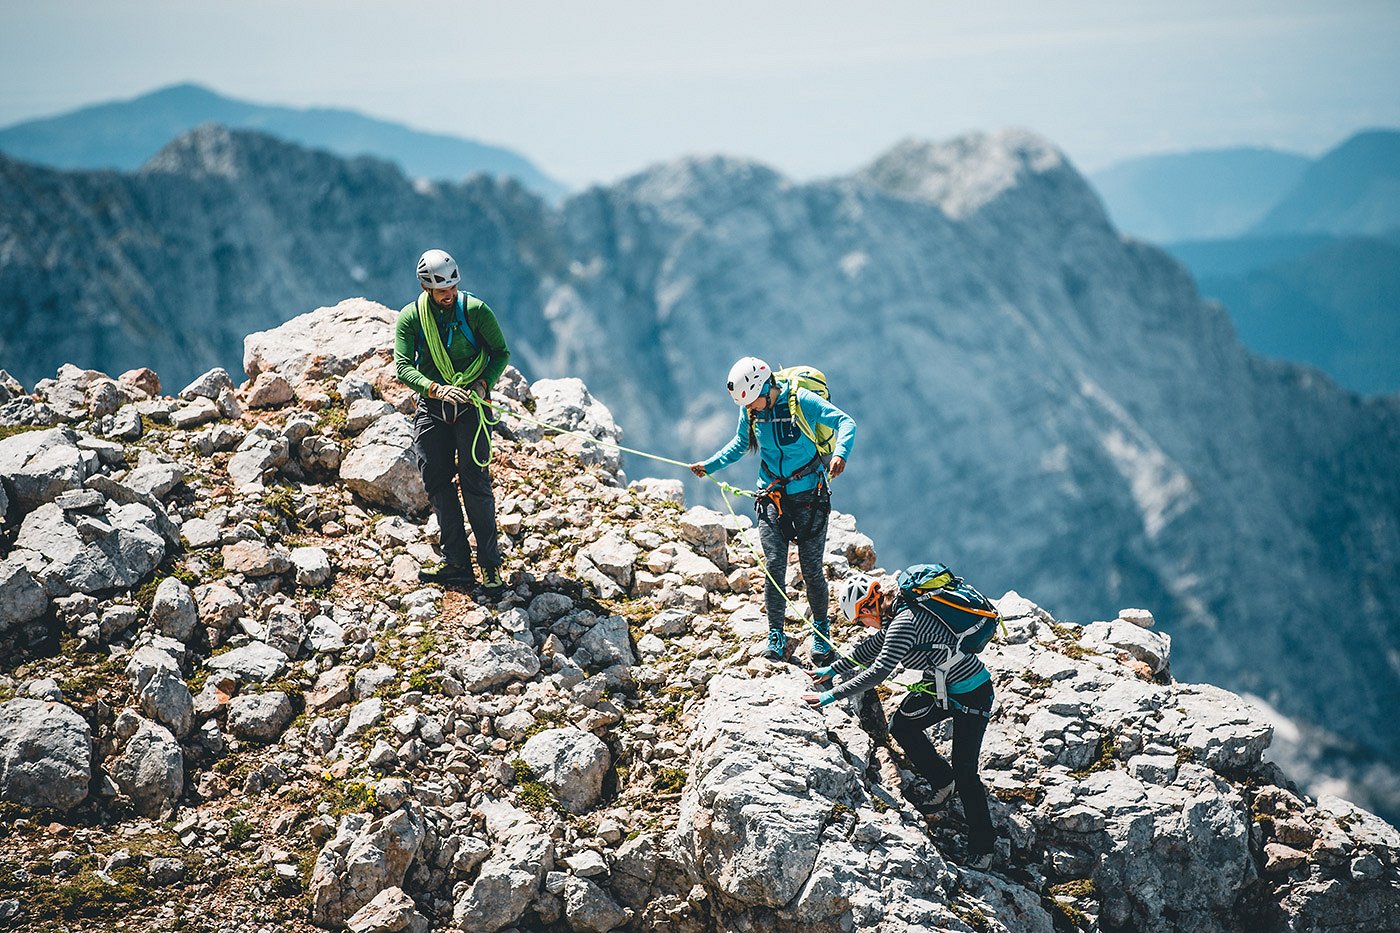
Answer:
[
  {"left": 856, "top": 128, "right": 1098, "bottom": 221},
  {"left": 619, "top": 153, "right": 787, "bottom": 207},
  {"left": 139, "top": 122, "right": 264, "bottom": 180}
]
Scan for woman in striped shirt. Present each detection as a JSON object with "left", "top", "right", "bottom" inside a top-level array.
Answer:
[{"left": 803, "top": 572, "right": 997, "bottom": 870}]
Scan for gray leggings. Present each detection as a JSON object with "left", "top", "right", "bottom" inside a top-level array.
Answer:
[{"left": 756, "top": 492, "right": 830, "bottom": 633}]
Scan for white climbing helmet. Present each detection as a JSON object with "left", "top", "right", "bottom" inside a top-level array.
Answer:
[
  {"left": 726, "top": 357, "right": 773, "bottom": 406},
  {"left": 417, "top": 249, "right": 460, "bottom": 290},
  {"left": 838, "top": 573, "right": 880, "bottom": 622}
]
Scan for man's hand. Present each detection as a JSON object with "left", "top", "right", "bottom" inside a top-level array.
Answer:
[
  {"left": 432, "top": 383, "right": 472, "bottom": 404},
  {"left": 803, "top": 692, "right": 823, "bottom": 707},
  {"left": 828, "top": 455, "right": 846, "bottom": 478},
  {"left": 470, "top": 379, "right": 489, "bottom": 402},
  {"left": 689, "top": 462, "right": 708, "bottom": 477}
]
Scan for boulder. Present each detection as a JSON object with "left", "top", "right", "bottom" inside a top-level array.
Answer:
[
  {"left": 180, "top": 367, "right": 236, "bottom": 401},
  {"left": 205, "top": 642, "right": 290, "bottom": 683},
  {"left": 12, "top": 502, "right": 166, "bottom": 597},
  {"left": 824, "top": 510, "right": 876, "bottom": 572},
  {"left": 137, "top": 669, "right": 194, "bottom": 738},
  {"left": 0, "top": 427, "right": 86, "bottom": 513},
  {"left": 148, "top": 576, "right": 197, "bottom": 641},
  {"left": 227, "top": 426, "right": 291, "bottom": 491},
  {"left": 221, "top": 541, "right": 292, "bottom": 577},
  {"left": 244, "top": 298, "right": 399, "bottom": 388},
  {"left": 679, "top": 506, "right": 729, "bottom": 568},
  {"left": 245, "top": 372, "right": 295, "bottom": 409},
  {"left": 452, "top": 821, "right": 554, "bottom": 932},
  {"left": 309, "top": 806, "right": 427, "bottom": 928},
  {"left": 345, "top": 886, "right": 423, "bottom": 933},
  {"left": 1081, "top": 618, "right": 1171, "bottom": 675},
  {"left": 448, "top": 641, "right": 541, "bottom": 693},
  {"left": 123, "top": 462, "right": 187, "bottom": 500},
  {"left": 0, "top": 559, "right": 48, "bottom": 634},
  {"left": 170, "top": 397, "right": 221, "bottom": 429},
  {"left": 291, "top": 547, "right": 333, "bottom": 588},
  {"left": 228, "top": 692, "right": 294, "bottom": 742},
  {"left": 572, "top": 615, "right": 637, "bottom": 671},
  {"left": 340, "top": 414, "right": 428, "bottom": 514},
  {"left": 118, "top": 368, "right": 161, "bottom": 398},
  {"left": 562, "top": 876, "right": 630, "bottom": 932},
  {"left": 520, "top": 727, "right": 611, "bottom": 814},
  {"left": 575, "top": 530, "right": 638, "bottom": 598},
  {"left": 0, "top": 699, "right": 92, "bottom": 810},
  {"left": 107, "top": 718, "right": 183, "bottom": 817},
  {"left": 528, "top": 378, "right": 625, "bottom": 477}
]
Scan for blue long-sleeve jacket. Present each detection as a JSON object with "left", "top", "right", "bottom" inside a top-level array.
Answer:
[{"left": 700, "top": 384, "right": 856, "bottom": 495}]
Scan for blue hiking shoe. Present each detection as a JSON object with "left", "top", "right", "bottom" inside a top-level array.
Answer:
[
  {"left": 811, "top": 618, "right": 835, "bottom": 666},
  {"left": 763, "top": 629, "right": 787, "bottom": 662}
]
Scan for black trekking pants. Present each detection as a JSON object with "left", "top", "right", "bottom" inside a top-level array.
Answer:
[
  {"left": 889, "top": 680, "right": 996, "bottom": 857},
  {"left": 756, "top": 488, "right": 830, "bottom": 634},
  {"left": 412, "top": 400, "right": 501, "bottom": 572}
]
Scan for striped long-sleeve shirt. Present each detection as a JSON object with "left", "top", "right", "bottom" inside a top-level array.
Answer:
[{"left": 829, "top": 595, "right": 990, "bottom": 702}]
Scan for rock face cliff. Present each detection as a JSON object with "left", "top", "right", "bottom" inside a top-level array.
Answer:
[
  {"left": 1, "top": 305, "right": 1398, "bottom": 932},
  {"left": 1, "top": 125, "right": 1399, "bottom": 820}
]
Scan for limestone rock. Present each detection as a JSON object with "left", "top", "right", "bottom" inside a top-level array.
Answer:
[
  {"left": 341, "top": 414, "right": 428, "bottom": 515},
  {"left": 107, "top": 718, "right": 183, "bottom": 817},
  {"left": 12, "top": 501, "right": 166, "bottom": 597},
  {"left": 205, "top": 642, "right": 290, "bottom": 683},
  {"left": 309, "top": 806, "right": 426, "bottom": 928},
  {"left": 0, "top": 559, "right": 48, "bottom": 634},
  {"left": 0, "top": 699, "right": 92, "bottom": 810},
  {"left": 228, "top": 691, "right": 294, "bottom": 742},
  {"left": 563, "top": 875, "right": 630, "bottom": 932},
  {"left": 148, "top": 576, "right": 197, "bottom": 641},
  {"left": 180, "top": 367, "right": 236, "bottom": 401},
  {"left": 245, "top": 372, "right": 294, "bottom": 408},
  {"left": 448, "top": 641, "right": 541, "bottom": 693},
  {"left": 291, "top": 546, "right": 333, "bottom": 588},
  {"left": 451, "top": 822, "right": 554, "bottom": 932},
  {"left": 244, "top": 298, "right": 399, "bottom": 388},
  {"left": 0, "top": 427, "right": 86, "bottom": 514},
  {"left": 520, "top": 727, "right": 611, "bottom": 814}
]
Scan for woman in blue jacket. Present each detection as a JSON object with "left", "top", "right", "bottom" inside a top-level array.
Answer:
[{"left": 690, "top": 357, "right": 856, "bottom": 663}]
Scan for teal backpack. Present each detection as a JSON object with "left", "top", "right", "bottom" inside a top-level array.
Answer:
[{"left": 897, "top": 563, "right": 1001, "bottom": 657}]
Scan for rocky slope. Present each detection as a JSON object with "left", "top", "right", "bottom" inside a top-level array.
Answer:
[
  {"left": 1, "top": 304, "right": 1398, "bottom": 932},
  {"left": 2, "top": 125, "right": 1399, "bottom": 821}
]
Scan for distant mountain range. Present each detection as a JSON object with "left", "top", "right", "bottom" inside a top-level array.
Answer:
[
  {"left": 2, "top": 125, "right": 1398, "bottom": 821},
  {"left": 1252, "top": 130, "right": 1400, "bottom": 237},
  {"left": 0, "top": 82, "right": 568, "bottom": 201},
  {"left": 1090, "top": 147, "right": 1310, "bottom": 243},
  {"left": 1092, "top": 131, "right": 1400, "bottom": 395}
]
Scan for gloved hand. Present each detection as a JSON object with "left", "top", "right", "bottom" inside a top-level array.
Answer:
[
  {"left": 809, "top": 665, "right": 835, "bottom": 687},
  {"left": 432, "top": 383, "right": 472, "bottom": 404}
]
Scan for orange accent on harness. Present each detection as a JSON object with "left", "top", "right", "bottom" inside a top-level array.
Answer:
[{"left": 918, "top": 591, "right": 1000, "bottom": 619}]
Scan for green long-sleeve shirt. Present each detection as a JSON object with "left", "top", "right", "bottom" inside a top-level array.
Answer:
[{"left": 393, "top": 291, "right": 510, "bottom": 397}]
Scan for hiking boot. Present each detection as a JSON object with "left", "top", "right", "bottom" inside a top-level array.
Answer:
[
  {"left": 811, "top": 618, "right": 835, "bottom": 666},
  {"left": 763, "top": 630, "right": 787, "bottom": 662},
  {"left": 478, "top": 567, "right": 506, "bottom": 597},
  {"left": 418, "top": 562, "right": 476, "bottom": 586},
  {"left": 965, "top": 851, "right": 993, "bottom": 872},
  {"left": 908, "top": 780, "right": 956, "bottom": 815}
]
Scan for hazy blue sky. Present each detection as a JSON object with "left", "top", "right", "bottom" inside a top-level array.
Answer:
[{"left": 2, "top": 1, "right": 1397, "bottom": 187}]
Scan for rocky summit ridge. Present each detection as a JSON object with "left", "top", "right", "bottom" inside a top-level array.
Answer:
[{"left": 1, "top": 301, "right": 1398, "bottom": 933}]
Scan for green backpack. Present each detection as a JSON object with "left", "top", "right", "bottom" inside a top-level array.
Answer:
[{"left": 747, "top": 365, "right": 837, "bottom": 456}]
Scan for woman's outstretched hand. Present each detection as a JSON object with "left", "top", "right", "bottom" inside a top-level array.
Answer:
[{"left": 689, "top": 462, "right": 707, "bottom": 477}]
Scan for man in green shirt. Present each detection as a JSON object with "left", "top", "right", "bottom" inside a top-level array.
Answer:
[{"left": 393, "top": 248, "right": 511, "bottom": 592}]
